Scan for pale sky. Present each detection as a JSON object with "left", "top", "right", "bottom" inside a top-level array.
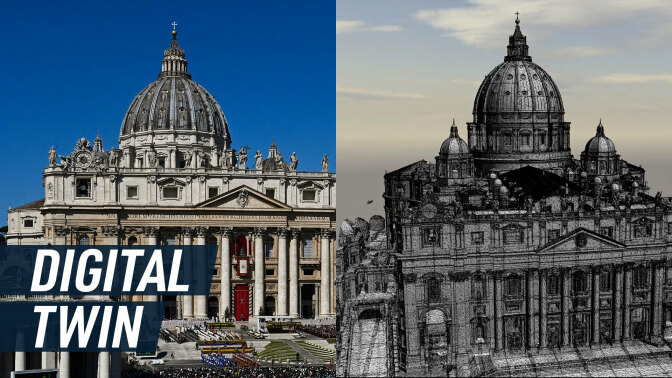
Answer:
[{"left": 337, "top": 0, "right": 672, "bottom": 224}]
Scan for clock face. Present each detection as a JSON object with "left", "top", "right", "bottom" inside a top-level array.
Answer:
[
  {"left": 74, "top": 151, "right": 92, "bottom": 168},
  {"left": 421, "top": 203, "right": 437, "bottom": 219}
]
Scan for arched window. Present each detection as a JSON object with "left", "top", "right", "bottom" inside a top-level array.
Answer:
[
  {"left": 233, "top": 236, "right": 248, "bottom": 256},
  {"left": 78, "top": 235, "right": 90, "bottom": 246},
  {"left": 265, "top": 237, "right": 274, "bottom": 258},
  {"left": 426, "top": 277, "right": 441, "bottom": 303},
  {"left": 474, "top": 322, "right": 486, "bottom": 344},
  {"left": 425, "top": 310, "right": 449, "bottom": 352},
  {"left": 127, "top": 236, "right": 137, "bottom": 246},
  {"left": 302, "top": 236, "right": 313, "bottom": 258}
]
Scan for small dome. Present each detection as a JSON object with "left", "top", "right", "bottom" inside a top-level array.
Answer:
[
  {"left": 585, "top": 120, "right": 616, "bottom": 154},
  {"left": 439, "top": 120, "right": 470, "bottom": 156},
  {"left": 340, "top": 219, "right": 355, "bottom": 236},
  {"left": 369, "top": 215, "right": 385, "bottom": 231},
  {"left": 494, "top": 178, "right": 502, "bottom": 186},
  {"left": 611, "top": 183, "right": 620, "bottom": 191},
  {"left": 499, "top": 186, "right": 509, "bottom": 194}
]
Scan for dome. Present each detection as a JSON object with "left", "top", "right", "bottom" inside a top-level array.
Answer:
[
  {"left": 439, "top": 120, "right": 469, "bottom": 156},
  {"left": 585, "top": 120, "right": 616, "bottom": 154},
  {"left": 119, "top": 30, "right": 231, "bottom": 147},
  {"left": 473, "top": 18, "right": 564, "bottom": 122}
]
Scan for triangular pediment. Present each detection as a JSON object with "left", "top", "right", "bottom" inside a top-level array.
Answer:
[
  {"left": 538, "top": 227, "right": 625, "bottom": 253},
  {"left": 195, "top": 185, "right": 290, "bottom": 210}
]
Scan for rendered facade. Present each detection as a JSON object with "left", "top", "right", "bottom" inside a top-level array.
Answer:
[{"left": 337, "top": 18, "right": 672, "bottom": 377}]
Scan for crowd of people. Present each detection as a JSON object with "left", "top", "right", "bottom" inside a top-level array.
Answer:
[
  {"left": 295, "top": 324, "right": 337, "bottom": 340},
  {"left": 123, "top": 366, "right": 335, "bottom": 377}
]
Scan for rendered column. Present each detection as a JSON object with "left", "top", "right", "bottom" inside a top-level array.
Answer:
[
  {"left": 99, "top": 351, "right": 110, "bottom": 378},
  {"left": 195, "top": 227, "right": 208, "bottom": 319},
  {"left": 320, "top": 229, "right": 331, "bottom": 316},
  {"left": 289, "top": 229, "right": 300, "bottom": 317},
  {"left": 143, "top": 227, "right": 159, "bottom": 302},
  {"left": 220, "top": 228, "right": 232, "bottom": 319},
  {"left": 494, "top": 274, "right": 503, "bottom": 351},
  {"left": 654, "top": 263, "right": 664, "bottom": 337},
  {"left": 41, "top": 351, "right": 56, "bottom": 369},
  {"left": 592, "top": 269, "right": 600, "bottom": 344},
  {"left": 539, "top": 270, "right": 548, "bottom": 349},
  {"left": 182, "top": 229, "right": 194, "bottom": 319},
  {"left": 614, "top": 266, "right": 623, "bottom": 341},
  {"left": 623, "top": 266, "right": 632, "bottom": 340},
  {"left": 60, "top": 352, "right": 70, "bottom": 378},
  {"left": 562, "top": 270, "right": 570, "bottom": 347},
  {"left": 277, "top": 228, "right": 289, "bottom": 316},
  {"left": 253, "top": 228, "right": 266, "bottom": 317}
]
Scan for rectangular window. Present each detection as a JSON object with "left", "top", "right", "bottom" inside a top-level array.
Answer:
[
  {"left": 505, "top": 276, "right": 523, "bottom": 297},
  {"left": 136, "top": 158, "right": 143, "bottom": 168},
  {"left": 503, "top": 228, "right": 523, "bottom": 245},
  {"left": 265, "top": 269, "right": 275, "bottom": 276},
  {"left": 303, "top": 268, "right": 314, "bottom": 276},
  {"left": 76, "top": 178, "right": 92, "bottom": 198},
  {"left": 600, "top": 271, "right": 612, "bottom": 292},
  {"left": 472, "top": 276, "right": 485, "bottom": 300},
  {"left": 633, "top": 267, "right": 649, "bottom": 288},
  {"left": 422, "top": 227, "right": 441, "bottom": 247},
  {"left": 23, "top": 219, "right": 34, "bottom": 228},
  {"left": 178, "top": 159, "right": 186, "bottom": 168},
  {"left": 208, "top": 187, "right": 219, "bottom": 199},
  {"left": 127, "top": 186, "right": 138, "bottom": 199},
  {"left": 302, "top": 237, "right": 313, "bottom": 258},
  {"left": 600, "top": 227, "right": 613, "bottom": 238},
  {"left": 163, "top": 187, "right": 179, "bottom": 199},
  {"left": 302, "top": 189, "right": 316, "bottom": 202},
  {"left": 522, "top": 134, "right": 531, "bottom": 146},
  {"left": 158, "top": 157, "right": 166, "bottom": 168},
  {"left": 547, "top": 274, "right": 560, "bottom": 296},
  {"left": 266, "top": 188, "right": 276, "bottom": 199},
  {"left": 265, "top": 240, "right": 274, "bottom": 258},
  {"left": 471, "top": 231, "right": 484, "bottom": 245},
  {"left": 668, "top": 222, "right": 672, "bottom": 235}
]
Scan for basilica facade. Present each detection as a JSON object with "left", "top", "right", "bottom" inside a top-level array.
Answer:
[
  {"left": 337, "top": 18, "right": 672, "bottom": 377},
  {"left": 4, "top": 29, "right": 335, "bottom": 377}
]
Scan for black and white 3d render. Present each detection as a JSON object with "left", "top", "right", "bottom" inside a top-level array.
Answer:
[{"left": 337, "top": 17, "right": 672, "bottom": 377}]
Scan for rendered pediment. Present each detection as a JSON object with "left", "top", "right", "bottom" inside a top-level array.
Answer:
[
  {"left": 195, "top": 185, "right": 290, "bottom": 210},
  {"left": 538, "top": 227, "right": 624, "bottom": 253}
]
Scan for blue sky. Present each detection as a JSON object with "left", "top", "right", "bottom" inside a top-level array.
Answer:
[
  {"left": 337, "top": 0, "right": 672, "bottom": 222},
  {"left": 0, "top": 1, "right": 334, "bottom": 214}
]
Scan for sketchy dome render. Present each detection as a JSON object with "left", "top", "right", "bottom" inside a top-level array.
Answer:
[
  {"left": 119, "top": 30, "right": 230, "bottom": 146},
  {"left": 472, "top": 17, "right": 564, "bottom": 123}
]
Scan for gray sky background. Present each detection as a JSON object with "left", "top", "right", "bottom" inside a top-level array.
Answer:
[{"left": 337, "top": 0, "right": 672, "bottom": 224}]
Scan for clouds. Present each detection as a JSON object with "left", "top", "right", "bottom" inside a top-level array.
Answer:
[
  {"left": 414, "top": 0, "right": 672, "bottom": 50},
  {"left": 337, "top": 20, "right": 402, "bottom": 34},
  {"left": 594, "top": 73, "right": 672, "bottom": 84},
  {"left": 337, "top": 87, "right": 425, "bottom": 100}
]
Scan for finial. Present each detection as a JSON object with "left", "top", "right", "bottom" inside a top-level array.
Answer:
[
  {"left": 450, "top": 118, "right": 459, "bottom": 137},
  {"left": 596, "top": 118, "right": 605, "bottom": 136},
  {"left": 515, "top": 11, "right": 520, "bottom": 24}
]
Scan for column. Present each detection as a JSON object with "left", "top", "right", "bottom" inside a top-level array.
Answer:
[
  {"left": 539, "top": 270, "right": 548, "bottom": 349},
  {"left": 195, "top": 227, "right": 208, "bottom": 319},
  {"left": 60, "top": 352, "right": 70, "bottom": 378},
  {"left": 527, "top": 270, "right": 538, "bottom": 349},
  {"left": 623, "top": 266, "right": 632, "bottom": 340},
  {"left": 170, "top": 149, "right": 176, "bottom": 168},
  {"left": 613, "top": 266, "right": 623, "bottom": 341},
  {"left": 654, "top": 263, "right": 664, "bottom": 337},
  {"left": 253, "top": 228, "right": 266, "bottom": 317},
  {"left": 289, "top": 229, "right": 300, "bottom": 317},
  {"left": 143, "top": 227, "right": 159, "bottom": 302},
  {"left": 220, "top": 228, "right": 233, "bottom": 319},
  {"left": 277, "top": 228, "right": 289, "bottom": 316},
  {"left": 99, "top": 351, "right": 110, "bottom": 378},
  {"left": 182, "top": 228, "right": 194, "bottom": 319},
  {"left": 494, "top": 273, "right": 503, "bottom": 351},
  {"left": 562, "top": 270, "right": 570, "bottom": 347},
  {"left": 320, "top": 229, "right": 332, "bottom": 316},
  {"left": 15, "top": 330, "right": 25, "bottom": 371},
  {"left": 41, "top": 351, "right": 56, "bottom": 369},
  {"left": 592, "top": 269, "right": 600, "bottom": 344}
]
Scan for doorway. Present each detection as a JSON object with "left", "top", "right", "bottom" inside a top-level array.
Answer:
[
  {"left": 208, "top": 296, "right": 219, "bottom": 319},
  {"left": 301, "top": 284, "right": 316, "bottom": 319},
  {"left": 234, "top": 285, "right": 249, "bottom": 321}
]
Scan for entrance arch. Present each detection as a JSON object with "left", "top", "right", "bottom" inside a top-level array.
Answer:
[
  {"left": 264, "top": 296, "right": 276, "bottom": 316},
  {"left": 208, "top": 296, "right": 219, "bottom": 319},
  {"left": 234, "top": 284, "right": 249, "bottom": 321}
]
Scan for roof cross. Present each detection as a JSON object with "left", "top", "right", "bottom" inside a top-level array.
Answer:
[
  {"left": 515, "top": 12, "right": 520, "bottom": 23},
  {"left": 172, "top": 21, "right": 178, "bottom": 30}
]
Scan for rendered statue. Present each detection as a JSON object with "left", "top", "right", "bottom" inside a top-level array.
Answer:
[
  {"left": 184, "top": 150, "right": 193, "bottom": 168},
  {"left": 289, "top": 152, "right": 298, "bottom": 171},
  {"left": 255, "top": 150, "right": 263, "bottom": 170},
  {"left": 75, "top": 137, "right": 92, "bottom": 151},
  {"left": 48, "top": 146, "right": 57, "bottom": 167},
  {"left": 147, "top": 149, "right": 158, "bottom": 168},
  {"left": 321, "top": 154, "right": 329, "bottom": 173},
  {"left": 108, "top": 148, "right": 118, "bottom": 166}
]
